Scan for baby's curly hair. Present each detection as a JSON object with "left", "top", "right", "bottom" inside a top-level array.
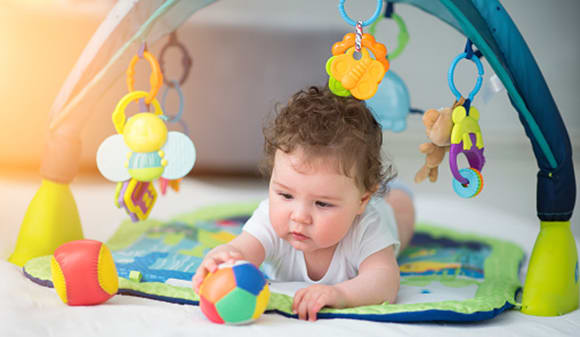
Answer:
[{"left": 260, "top": 85, "right": 396, "bottom": 194}]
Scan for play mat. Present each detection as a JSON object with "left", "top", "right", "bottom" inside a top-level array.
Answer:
[{"left": 23, "top": 202, "right": 524, "bottom": 322}]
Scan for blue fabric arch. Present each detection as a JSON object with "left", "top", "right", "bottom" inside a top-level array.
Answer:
[{"left": 393, "top": 0, "right": 575, "bottom": 221}]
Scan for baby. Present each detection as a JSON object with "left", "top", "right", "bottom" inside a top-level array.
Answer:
[{"left": 193, "top": 86, "right": 415, "bottom": 321}]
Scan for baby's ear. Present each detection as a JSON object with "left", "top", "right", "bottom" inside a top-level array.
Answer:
[{"left": 357, "top": 188, "right": 375, "bottom": 214}]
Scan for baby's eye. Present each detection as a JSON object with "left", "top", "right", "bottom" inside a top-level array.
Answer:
[
  {"left": 279, "top": 192, "right": 293, "bottom": 200},
  {"left": 315, "top": 201, "right": 333, "bottom": 208}
]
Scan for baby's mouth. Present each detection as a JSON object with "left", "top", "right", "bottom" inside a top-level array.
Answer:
[{"left": 290, "top": 231, "right": 309, "bottom": 241}]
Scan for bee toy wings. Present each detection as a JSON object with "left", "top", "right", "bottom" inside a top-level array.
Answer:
[{"left": 96, "top": 113, "right": 196, "bottom": 183}]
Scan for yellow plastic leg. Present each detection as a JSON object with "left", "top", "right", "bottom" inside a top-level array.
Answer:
[
  {"left": 8, "top": 179, "right": 83, "bottom": 267},
  {"left": 522, "top": 221, "right": 579, "bottom": 316}
]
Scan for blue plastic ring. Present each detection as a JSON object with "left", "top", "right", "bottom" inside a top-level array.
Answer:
[
  {"left": 161, "top": 80, "right": 184, "bottom": 123},
  {"left": 447, "top": 52, "right": 484, "bottom": 101},
  {"left": 452, "top": 168, "right": 482, "bottom": 198},
  {"left": 338, "top": 0, "right": 383, "bottom": 27}
]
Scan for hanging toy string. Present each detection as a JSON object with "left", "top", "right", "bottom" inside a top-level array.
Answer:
[{"left": 355, "top": 20, "right": 363, "bottom": 53}]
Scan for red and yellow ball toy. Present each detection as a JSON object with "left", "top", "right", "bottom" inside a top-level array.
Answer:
[
  {"left": 199, "top": 260, "right": 270, "bottom": 324},
  {"left": 50, "top": 239, "right": 118, "bottom": 306}
]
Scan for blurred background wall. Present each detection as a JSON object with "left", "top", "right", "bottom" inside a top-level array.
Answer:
[
  {"left": 0, "top": 0, "right": 578, "bottom": 236},
  {"left": 0, "top": 0, "right": 577, "bottom": 174}
]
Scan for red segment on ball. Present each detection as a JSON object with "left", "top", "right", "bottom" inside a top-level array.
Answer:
[
  {"left": 53, "top": 239, "right": 117, "bottom": 306},
  {"left": 200, "top": 295, "right": 225, "bottom": 324}
]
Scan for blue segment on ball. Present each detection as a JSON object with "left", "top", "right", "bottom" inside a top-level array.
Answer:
[{"left": 233, "top": 262, "right": 266, "bottom": 296}]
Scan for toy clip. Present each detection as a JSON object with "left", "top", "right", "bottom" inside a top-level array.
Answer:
[
  {"left": 126, "top": 44, "right": 164, "bottom": 105},
  {"left": 112, "top": 91, "right": 164, "bottom": 134},
  {"left": 338, "top": 0, "right": 383, "bottom": 27},
  {"left": 158, "top": 32, "right": 192, "bottom": 88},
  {"left": 448, "top": 40, "right": 484, "bottom": 103}
]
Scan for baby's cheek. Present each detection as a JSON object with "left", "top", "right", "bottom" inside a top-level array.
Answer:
[
  {"left": 269, "top": 206, "right": 288, "bottom": 237},
  {"left": 315, "top": 222, "right": 343, "bottom": 247},
  {"left": 323, "top": 215, "right": 352, "bottom": 245}
]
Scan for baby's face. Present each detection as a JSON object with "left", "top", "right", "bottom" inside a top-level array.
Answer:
[{"left": 268, "top": 148, "right": 371, "bottom": 253}]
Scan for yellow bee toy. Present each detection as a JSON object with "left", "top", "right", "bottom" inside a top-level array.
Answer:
[{"left": 96, "top": 90, "right": 196, "bottom": 221}]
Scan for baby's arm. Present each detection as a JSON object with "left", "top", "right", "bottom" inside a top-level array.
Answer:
[
  {"left": 292, "top": 246, "right": 399, "bottom": 321},
  {"left": 192, "top": 232, "right": 265, "bottom": 293}
]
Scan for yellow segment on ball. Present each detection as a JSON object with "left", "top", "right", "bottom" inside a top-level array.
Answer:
[
  {"left": 97, "top": 244, "right": 119, "bottom": 296},
  {"left": 50, "top": 256, "right": 68, "bottom": 304},
  {"left": 252, "top": 283, "right": 270, "bottom": 319}
]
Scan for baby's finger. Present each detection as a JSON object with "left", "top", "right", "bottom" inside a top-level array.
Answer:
[
  {"left": 193, "top": 278, "right": 203, "bottom": 293},
  {"left": 193, "top": 266, "right": 210, "bottom": 292},
  {"left": 307, "top": 296, "right": 325, "bottom": 321},
  {"left": 292, "top": 288, "right": 306, "bottom": 314},
  {"left": 297, "top": 297, "right": 309, "bottom": 321},
  {"left": 205, "top": 257, "right": 219, "bottom": 273}
]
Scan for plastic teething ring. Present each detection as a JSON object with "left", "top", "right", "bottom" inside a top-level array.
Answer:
[
  {"left": 448, "top": 51, "right": 484, "bottom": 101},
  {"left": 158, "top": 32, "right": 192, "bottom": 88},
  {"left": 112, "top": 91, "right": 163, "bottom": 134},
  {"left": 338, "top": 0, "right": 383, "bottom": 27},
  {"left": 452, "top": 168, "right": 484, "bottom": 198},
  {"left": 367, "top": 13, "right": 409, "bottom": 61},
  {"left": 126, "top": 51, "right": 164, "bottom": 104}
]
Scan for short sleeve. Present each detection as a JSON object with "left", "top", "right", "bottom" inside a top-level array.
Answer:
[
  {"left": 348, "top": 199, "right": 400, "bottom": 268},
  {"left": 242, "top": 199, "right": 277, "bottom": 261}
]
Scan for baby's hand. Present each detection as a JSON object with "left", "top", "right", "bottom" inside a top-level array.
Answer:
[
  {"left": 192, "top": 248, "right": 243, "bottom": 294},
  {"left": 292, "top": 284, "right": 346, "bottom": 321}
]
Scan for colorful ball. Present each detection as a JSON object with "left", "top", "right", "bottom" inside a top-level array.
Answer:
[
  {"left": 50, "top": 239, "right": 118, "bottom": 306},
  {"left": 199, "top": 260, "right": 270, "bottom": 324}
]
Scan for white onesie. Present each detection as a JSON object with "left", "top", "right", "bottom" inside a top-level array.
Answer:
[{"left": 243, "top": 198, "right": 400, "bottom": 284}]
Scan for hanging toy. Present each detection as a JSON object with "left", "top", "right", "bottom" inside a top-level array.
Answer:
[
  {"left": 329, "top": 47, "right": 386, "bottom": 100},
  {"left": 97, "top": 91, "right": 196, "bottom": 220},
  {"left": 96, "top": 44, "right": 196, "bottom": 221},
  {"left": 98, "top": 90, "right": 196, "bottom": 183},
  {"left": 327, "top": 0, "right": 387, "bottom": 100},
  {"left": 365, "top": 3, "right": 412, "bottom": 132},
  {"left": 366, "top": 69, "right": 410, "bottom": 131},
  {"left": 447, "top": 40, "right": 485, "bottom": 198}
]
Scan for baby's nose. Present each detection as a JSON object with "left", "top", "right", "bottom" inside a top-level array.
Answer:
[{"left": 290, "top": 205, "right": 312, "bottom": 225}]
